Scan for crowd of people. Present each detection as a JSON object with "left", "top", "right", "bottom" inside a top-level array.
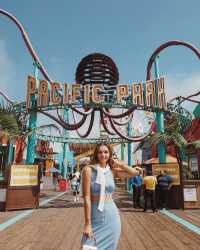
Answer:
[
  {"left": 63, "top": 164, "right": 173, "bottom": 210},
  {"left": 65, "top": 166, "right": 173, "bottom": 210},
  {"left": 131, "top": 168, "right": 173, "bottom": 212}
]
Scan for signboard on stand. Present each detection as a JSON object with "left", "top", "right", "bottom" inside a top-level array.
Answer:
[
  {"left": 184, "top": 187, "right": 197, "bottom": 202},
  {"left": 6, "top": 164, "right": 39, "bottom": 211},
  {"left": 10, "top": 164, "right": 38, "bottom": 186}
]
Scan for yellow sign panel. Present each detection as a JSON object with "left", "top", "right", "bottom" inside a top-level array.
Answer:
[
  {"left": 10, "top": 164, "right": 38, "bottom": 186},
  {"left": 152, "top": 163, "right": 180, "bottom": 185}
]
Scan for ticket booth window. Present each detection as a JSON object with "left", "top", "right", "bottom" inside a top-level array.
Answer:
[
  {"left": 0, "top": 146, "right": 8, "bottom": 178},
  {"left": 189, "top": 155, "right": 199, "bottom": 180}
]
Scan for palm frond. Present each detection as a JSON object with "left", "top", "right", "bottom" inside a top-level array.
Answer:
[
  {"left": 186, "top": 140, "right": 200, "bottom": 150},
  {"left": 0, "top": 109, "right": 20, "bottom": 138}
]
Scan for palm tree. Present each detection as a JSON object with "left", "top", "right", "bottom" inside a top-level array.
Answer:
[
  {"left": 0, "top": 107, "right": 61, "bottom": 163},
  {"left": 184, "top": 140, "right": 200, "bottom": 179},
  {"left": 134, "top": 113, "right": 200, "bottom": 179},
  {"left": 151, "top": 113, "right": 187, "bottom": 159},
  {"left": 134, "top": 113, "right": 199, "bottom": 208},
  {"left": 145, "top": 113, "right": 200, "bottom": 208},
  {"left": 151, "top": 113, "right": 200, "bottom": 177},
  {"left": 150, "top": 114, "right": 187, "bottom": 208},
  {"left": 186, "top": 140, "right": 200, "bottom": 150},
  {"left": 0, "top": 106, "right": 29, "bottom": 163},
  {"left": 0, "top": 108, "right": 25, "bottom": 138}
]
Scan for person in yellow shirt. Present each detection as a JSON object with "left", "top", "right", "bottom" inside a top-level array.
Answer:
[{"left": 143, "top": 169, "right": 157, "bottom": 212}]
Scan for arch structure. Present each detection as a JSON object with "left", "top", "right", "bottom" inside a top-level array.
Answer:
[
  {"left": 1, "top": 9, "right": 199, "bottom": 142},
  {"left": 146, "top": 40, "right": 200, "bottom": 104}
]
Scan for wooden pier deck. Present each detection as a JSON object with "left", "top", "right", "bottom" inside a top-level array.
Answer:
[{"left": 0, "top": 185, "right": 200, "bottom": 250}]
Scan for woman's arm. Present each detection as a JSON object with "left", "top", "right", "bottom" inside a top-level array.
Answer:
[
  {"left": 82, "top": 166, "right": 93, "bottom": 237},
  {"left": 110, "top": 159, "right": 143, "bottom": 178}
]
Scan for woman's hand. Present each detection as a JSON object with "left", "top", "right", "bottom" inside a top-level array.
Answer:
[
  {"left": 134, "top": 166, "right": 143, "bottom": 175},
  {"left": 83, "top": 223, "right": 93, "bottom": 239},
  {"left": 109, "top": 158, "right": 124, "bottom": 169}
]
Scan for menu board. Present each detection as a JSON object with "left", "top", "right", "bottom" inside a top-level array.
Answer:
[
  {"left": 152, "top": 163, "right": 180, "bottom": 185},
  {"left": 10, "top": 164, "right": 38, "bottom": 186}
]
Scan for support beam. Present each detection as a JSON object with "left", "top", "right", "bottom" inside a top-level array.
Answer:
[
  {"left": 127, "top": 121, "right": 132, "bottom": 191},
  {"left": 26, "top": 63, "right": 38, "bottom": 164},
  {"left": 63, "top": 109, "right": 69, "bottom": 179},
  {"left": 7, "top": 140, "right": 14, "bottom": 164},
  {"left": 154, "top": 57, "right": 166, "bottom": 164},
  {"left": 121, "top": 143, "right": 125, "bottom": 161}
]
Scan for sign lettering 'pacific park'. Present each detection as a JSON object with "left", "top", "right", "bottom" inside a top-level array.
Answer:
[{"left": 26, "top": 75, "right": 166, "bottom": 110}]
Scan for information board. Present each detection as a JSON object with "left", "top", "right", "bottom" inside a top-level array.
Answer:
[
  {"left": 10, "top": 164, "right": 38, "bottom": 186},
  {"left": 152, "top": 163, "right": 180, "bottom": 185},
  {"left": 184, "top": 187, "right": 197, "bottom": 202}
]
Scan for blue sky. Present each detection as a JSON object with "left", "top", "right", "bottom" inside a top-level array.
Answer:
[{"left": 0, "top": 0, "right": 199, "bottom": 113}]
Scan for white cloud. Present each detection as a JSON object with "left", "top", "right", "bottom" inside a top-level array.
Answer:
[{"left": 165, "top": 73, "right": 200, "bottom": 113}]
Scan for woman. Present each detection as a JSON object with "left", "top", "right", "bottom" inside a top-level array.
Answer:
[{"left": 80, "top": 143, "right": 143, "bottom": 250}]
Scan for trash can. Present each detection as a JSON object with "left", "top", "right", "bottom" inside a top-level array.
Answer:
[
  {"left": 66, "top": 180, "right": 69, "bottom": 190},
  {"left": 59, "top": 180, "right": 67, "bottom": 192}
]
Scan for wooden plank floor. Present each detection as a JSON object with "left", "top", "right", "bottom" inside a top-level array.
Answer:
[
  {"left": 0, "top": 185, "right": 200, "bottom": 250},
  {"left": 170, "top": 209, "right": 200, "bottom": 227}
]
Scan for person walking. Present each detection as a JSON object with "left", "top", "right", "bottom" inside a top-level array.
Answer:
[
  {"left": 143, "top": 169, "right": 157, "bottom": 212},
  {"left": 71, "top": 171, "right": 81, "bottom": 202},
  {"left": 131, "top": 172, "right": 143, "bottom": 208},
  {"left": 80, "top": 143, "right": 143, "bottom": 250},
  {"left": 157, "top": 170, "right": 173, "bottom": 209}
]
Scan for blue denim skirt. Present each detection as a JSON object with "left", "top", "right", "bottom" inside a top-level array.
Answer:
[{"left": 81, "top": 200, "right": 121, "bottom": 250}]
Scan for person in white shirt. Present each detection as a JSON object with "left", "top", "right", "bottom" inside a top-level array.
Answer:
[{"left": 71, "top": 171, "right": 81, "bottom": 202}]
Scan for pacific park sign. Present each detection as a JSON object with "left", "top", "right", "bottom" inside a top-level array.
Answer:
[{"left": 26, "top": 75, "right": 166, "bottom": 111}]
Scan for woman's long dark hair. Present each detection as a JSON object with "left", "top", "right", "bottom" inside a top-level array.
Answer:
[{"left": 91, "top": 143, "right": 113, "bottom": 169}]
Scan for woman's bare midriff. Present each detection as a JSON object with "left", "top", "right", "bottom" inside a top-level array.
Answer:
[{"left": 90, "top": 194, "right": 113, "bottom": 202}]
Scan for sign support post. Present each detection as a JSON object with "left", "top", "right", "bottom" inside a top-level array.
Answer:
[
  {"left": 26, "top": 63, "right": 38, "bottom": 164},
  {"left": 7, "top": 140, "right": 14, "bottom": 164},
  {"left": 121, "top": 144, "right": 125, "bottom": 161},
  {"left": 127, "top": 121, "right": 132, "bottom": 191}
]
